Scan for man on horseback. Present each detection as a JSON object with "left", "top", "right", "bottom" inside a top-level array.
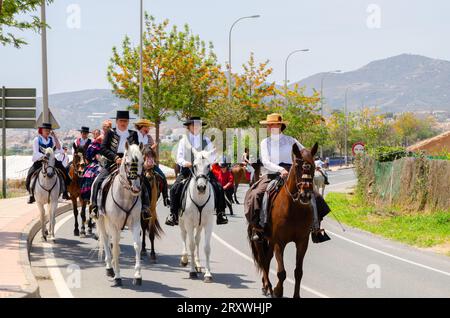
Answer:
[
  {"left": 72, "top": 126, "right": 92, "bottom": 155},
  {"left": 89, "top": 111, "right": 150, "bottom": 220},
  {"left": 315, "top": 156, "right": 330, "bottom": 185},
  {"left": 26, "top": 123, "right": 71, "bottom": 203},
  {"left": 134, "top": 118, "right": 170, "bottom": 207},
  {"left": 165, "top": 116, "right": 228, "bottom": 226},
  {"left": 244, "top": 113, "right": 331, "bottom": 242}
]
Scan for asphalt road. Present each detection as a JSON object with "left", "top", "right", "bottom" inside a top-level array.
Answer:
[{"left": 30, "top": 168, "right": 450, "bottom": 298}]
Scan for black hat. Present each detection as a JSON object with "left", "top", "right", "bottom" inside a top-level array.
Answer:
[
  {"left": 183, "top": 116, "right": 207, "bottom": 126},
  {"left": 39, "top": 123, "right": 52, "bottom": 130},
  {"left": 111, "top": 110, "right": 135, "bottom": 120},
  {"left": 79, "top": 126, "right": 90, "bottom": 133}
]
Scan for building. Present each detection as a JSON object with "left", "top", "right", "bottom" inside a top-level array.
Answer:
[{"left": 407, "top": 130, "right": 450, "bottom": 155}]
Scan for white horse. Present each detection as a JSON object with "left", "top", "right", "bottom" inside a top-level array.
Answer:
[
  {"left": 97, "top": 142, "right": 144, "bottom": 287},
  {"left": 32, "top": 148, "right": 61, "bottom": 242},
  {"left": 313, "top": 168, "right": 326, "bottom": 196},
  {"left": 179, "top": 148, "right": 215, "bottom": 283}
]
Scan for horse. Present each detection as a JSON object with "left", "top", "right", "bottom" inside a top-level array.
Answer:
[
  {"left": 247, "top": 143, "right": 318, "bottom": 298},
  {"left": 31, "top": 148, "right": 62, "bottom": 242},
  {"left": 141, "top": 144, "right": 164, "bottom": 262},
  {"left": 313, "top": 169, "right": 326, "bottom": 196},
  {"left": 68, "top": 148, "right": 93, "bottom": 237},
  {"left": 96, "top": 142, "right": 144, "bottom": 287},
  {"left": 231, "top": 162, "right": 261, "bottom": 204},
  {"left": 179, "top": 148, "right": 215, "bottom": 283}
]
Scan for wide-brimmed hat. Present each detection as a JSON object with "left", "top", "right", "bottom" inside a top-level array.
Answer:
[
  {"left": 111, "top": 110, "right": 135, "bottom": 120},
  {"left": 183, "top": 116, "right": 207, "bottom": 126},
  {"left": 39, "top": 123, "right": 52, "bottom": 130},
  {"left": 259, "top": 113, "right": 288, "bottom": 131},
  {"left": 79, "top": 126, "right": 90, "bottom": 133},
  {"left": 134, "top": 118, "right": 155, "bottom": 128}
]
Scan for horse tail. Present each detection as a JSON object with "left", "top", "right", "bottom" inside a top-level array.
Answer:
[
  {"left": 247, "top": 225, "right": 269, "bottom": 273},
  {"left": 149, "top": 208, "right": 164, "bottom": 239}
]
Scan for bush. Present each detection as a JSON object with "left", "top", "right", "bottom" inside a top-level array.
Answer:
[{"left": 367, "top": 145, "right": 411, "bottom": 162}]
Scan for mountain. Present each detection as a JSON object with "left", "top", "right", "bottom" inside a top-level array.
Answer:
[{"left": 293, "top": 54, "right": 450, "bottom": 113}]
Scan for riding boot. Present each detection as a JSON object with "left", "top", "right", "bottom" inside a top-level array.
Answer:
[
  {"left": 162, "top": 183, "right": 170, "bottom": 207},
  {"left": 165, "top": 211, "right": 178, "bottom": 226},
  {"left": 27, "top": 195, "right": 35, "bottom": 204},
  {"left": 216, "top": 210, "right": 228, "bottom": 225},
  {"left": 324, "top": 175, "right": 330, "bottom": 185}
]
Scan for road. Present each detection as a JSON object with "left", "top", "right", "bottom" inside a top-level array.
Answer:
[{"left": 30, "top": 168, "right": 450, "bottom": 298}]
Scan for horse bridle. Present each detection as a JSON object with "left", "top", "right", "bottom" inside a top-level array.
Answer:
[
  {"left": 188, "top": 166, "right": 212, "bottom": 226},
  {"left": 119, "top": 159, "right": 143, "bottom": 192},
  {"left": 284, "top": 155, "right": 315, "bottom": 203},
  {"left": 39, "top": 155, "right": 58, "bottom": 203}
]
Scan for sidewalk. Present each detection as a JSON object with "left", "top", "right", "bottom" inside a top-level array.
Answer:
[
  {"left": 328, "top": 164, "right": 354, "bottom": 172},
  {"left": 0, "top": 196, "right": 70, "bottom": 298}
]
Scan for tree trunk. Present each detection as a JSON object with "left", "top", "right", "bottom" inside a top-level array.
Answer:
[{"left": 155, "top": 119, "right": 160, "bottom": 164}]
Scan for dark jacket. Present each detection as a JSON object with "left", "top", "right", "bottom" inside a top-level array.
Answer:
[{"left": 101, "top": 128, "right": 139, "bottom": 168}]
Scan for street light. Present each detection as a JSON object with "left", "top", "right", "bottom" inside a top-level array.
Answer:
[
  {"left": 228, "top": 15, "right": 261, "bottom": 102},
  {"left": 139, "top": 0, "right": 144, "bottom": 119},
  {"left": 284, "top": 49, "right": 309, "bottom": 105},
  {"left": 320, "top": 70, "right": 341, "bottom": 158},
  {"left": 344, "top": 83, "right": 363, "bottom": 166}
]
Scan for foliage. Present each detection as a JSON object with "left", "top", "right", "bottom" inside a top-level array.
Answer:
[
  {"left": 392, "top": 112, "right": 439, "bottom": 147},
  {"left": 367, "top": 145, "right": 410, "bottom": 162}
]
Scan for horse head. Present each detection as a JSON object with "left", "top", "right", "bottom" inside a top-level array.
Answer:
[
  {"left": 121, "top": 141, "right": 144, "bottom": 196},
  {"left": 142, "top": 143, "right": 156, "bottom": 173},
  {"left": 73, "top": 150, "right": 87, "bottom": 178},
  {"left": 42, "top": 148, "right": 56, "bottom": 178},
  {"left": 192, "top": 148, "right": 213, "bottom": 194},
  {"left": 290, "top": 142, "right": 318, "bottom": 204}
]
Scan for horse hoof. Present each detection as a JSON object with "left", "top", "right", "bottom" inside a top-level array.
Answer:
[
  {"left": 273, "top": 287, "right": 283, "bottom": 298},
  {"left": 140, "top": 250, "right": 147, "bottom": 257},
  {"left": 74, "top": 229, "right": 80, "bottom": 236},
  {"left": 150, "top": 254, "right": 157, "bottom": 263},
  {"left": 195, "top": 266, "right": 202, "bottom": 273},
  {"left": 87, "top": 228, "right": 93, "bottom": 235},
  {"left": 204, "top": 276, "right": 213, "bottom": 283},
  {"left": 80, "top": 232, "right": 86, "bottom": 238},
  {"left": 189, "top": 272, "right": 197, "bottom": 279},
  {"left": 45, "top": 230, "right": 48, "bottom": 236},
  {"left": 133, "top": 278, "right": 142, "bottom": 286},
  {"left": 42, "top": 236, "right": 47, "bottom": 242},
  {"left": 180, "top": 260, "right": 188, "bottom": 267},
  {"left": 113, "top": 278, "right": 122, "bottom": 287},
  {"left": 261, "top": 288, "right": 269, "bottom": 296},
  {"left": 106, "top": 268, "right": 115, "bottom": 277}
]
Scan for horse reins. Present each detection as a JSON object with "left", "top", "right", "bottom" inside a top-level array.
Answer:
[
  {"left": 284, "top": 157, "right": 314, "bottom": 203},
  {"left": 39, "top": 157, "right": 58, "bottom": 203}
]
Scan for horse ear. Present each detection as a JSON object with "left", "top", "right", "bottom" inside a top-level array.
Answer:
[
  {"left": 125, "top": 141, "right": 129, "bottom": 151},
  {"left": 139, "top": 142, "right": 144, "bottom": 152},
  {"left": 292, "top": 143, "right": 301, "bottom": 158},
  {"left": 311, "top": 142, "right": 319, "bottom": 157}
]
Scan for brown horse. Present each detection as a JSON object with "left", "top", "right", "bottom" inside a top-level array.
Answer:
[
  {"left": 68, "top": 150, "right": 93, "bottom": 237},
  {"left": 248, "top": 143, "right": 318, "bottom": 298},
  {"left": 231, "top": 162, "right": 261, "bottom": 204},
  {"left": 141, "top": 144, "right": 164, "bottom": 262}
]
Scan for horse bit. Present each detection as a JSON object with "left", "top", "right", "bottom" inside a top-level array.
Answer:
[{"left": 284, "top": 158, "right": 314, "bottom": 203}]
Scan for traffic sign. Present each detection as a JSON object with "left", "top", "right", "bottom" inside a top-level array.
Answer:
[
  {"left": 352, "top": 142, "right": 366, "bottom": 156},
  {"left": 36, "top": 109, "right": 60, "bottom": 129}
]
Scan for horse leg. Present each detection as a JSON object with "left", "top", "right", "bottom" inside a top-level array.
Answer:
[
  {"left": 132, "top": 222, "right": 142, "bottom": 286},
  {"left": 293, "top": 239, "right": 309, "bottom": 298},
  {"left": 234, "top": 184, "right": 240, "bottom": 205},
  {"left": 37, "top": 203, "right": 47, "bottom": 241},
  {"left": 48, "top": 200, "right": 58, "bottom": 241},
  {"left": 203, "top": 221, "right": 213, "bottom": 283},
  {"left": 273, "top": 243, "right": 286, "bottom": 298},
  {"left": 149, "top": 223, "right": 156, "bottom": 262},
  {"left": 188, "top": 227, "right": 197, "bottom": 278},
  {"left": 261, "top": 243, "right": 274, "bottom": 296},
  {"left": 180, "top": 222, "right": 188, "bottom": 267},
  {"left": 72, "top": 198, "right": 79, "bottom": 236},
  {"left": 141, "top": 221, "right": 147, "bottom": 258},
  {"left": 97, "top": 217, "right": 114, "bottom": 278},
  {"left": 111, "top": 228, "right": 122, "bottom": 287},
  {"left": 194, "top": 228, "right": 202, "bottom": 273},
  {"left": 80, "top": 201, "right": 87, "bottom": 237}
]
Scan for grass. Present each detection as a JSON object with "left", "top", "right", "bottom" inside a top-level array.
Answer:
[{"left": 326, "top": 192, "right": 450, "bottom": 256}]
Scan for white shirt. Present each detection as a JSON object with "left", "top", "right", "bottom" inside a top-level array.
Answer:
[
  {"left": 32, "top": 135, "right": 62, "bottom": 162},
  {"left": 137, "top": 131, "right": 155, "bottom": 146},
  {"left": 116, "top": 128, "right": 130, "bottom": 154},
  {"left": 260, "top": 133, "right": 304, "bottom": 174},
  {"left": 315, "top": 159, "right": 324, "bottom": 169},
  {"left": 57, "top": 153, "right": 70, "bottom": 168},
  {"left": 176, "top": 132, "right": 215, "bottom": 167}
]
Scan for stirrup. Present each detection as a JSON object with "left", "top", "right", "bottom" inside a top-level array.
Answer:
[
  {"left": 311, "top": 229, "right": 331, "bottom": 243},
  {"left": 216, "top": 212, "right": 228, "bottom": 225},
  {"left": 27, "top": 196, "right": 35, "bottom": 204},
  {"left": 165, "top": 214, "right": 178, "bottom": 226}
]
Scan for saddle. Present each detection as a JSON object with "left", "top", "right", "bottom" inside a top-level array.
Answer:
[
  {"left": 30, "top": 167, "right": 65, "bottom": 197},
  {"left": 99, "top": 169, "right": 119, "bottom": 214},
  {"left": 260, "top": 176, "right": 285, "bottom": 228},
  {"left": 180, "top": 175, "right": 193, "bottom": 214}
]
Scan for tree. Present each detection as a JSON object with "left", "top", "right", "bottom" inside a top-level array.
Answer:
[
  {"left": 107, "top": 15, "right": 221, "bottom": 155},
  {"left": 392, "top": 112, "right": 439, "bottom": 146},
  {"left": 0, "top": 0, "right": 52, "bottom": 48}
]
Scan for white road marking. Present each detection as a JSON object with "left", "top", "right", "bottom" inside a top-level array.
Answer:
[
  {"left": 212, "top": 232, "right": 329, "bottom": 298},
  {"left": 328, "top": 230, "right": 450, "bottom": 277},
  {"left": 43, "top": 213, "right": 75, "bottom": 298}
]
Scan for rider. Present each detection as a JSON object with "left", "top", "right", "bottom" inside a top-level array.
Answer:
[
  {"left": 165, "top": 116, "right": 228, "bottom": 226},
  {"left": 89, "top": 110, "right": 150, "bottom": 220},
  {"left": 314, "top": 156, "right": 329, "bottom": 185},
  {"left": 134, "top": 118, "right": 170, "bottom": 207},
  {"left": 244, "top": 113, "right": 331, "bottom": 242},
  {"left": 242, "top": 147, "right": 255, "bottom": 183},
  {"left": 56, "top": 145, "right": 70, "bottom": 170},
  {"left": 26, "top": 123, "right": 71, "bottom": 203},
  {"left": 72, "top": 126, "right": 92, "bottom": 155},
  {"left": 80, "top": 129, "right": 102, "bottom": 202},
  {"left": 212, "top": 157, "right": 235, "bottom": 215}
]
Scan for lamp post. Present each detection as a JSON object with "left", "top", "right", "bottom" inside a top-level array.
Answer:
[
  {"left": 138, "top": 0, "right": 144, "bottom": 119},
  {"left": 284, "top": 49, "right": 309, "bottom": 105},
  {"left": 228, "top": 15, "right": 260, "bottom": 102},
  {"left": 40, "top": 0, "right": 49, "bottom": 123},
  {"left": 320, "top": 70, "right": 341, "bottom": 158}
]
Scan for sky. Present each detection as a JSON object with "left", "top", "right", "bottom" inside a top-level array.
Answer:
[{"left": 1, "top": 0, "right": 450, "bottom": 95}]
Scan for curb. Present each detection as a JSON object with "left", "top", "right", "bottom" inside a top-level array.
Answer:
[{"left": 13, "top": 202, "right": 72, "bottom": 298}]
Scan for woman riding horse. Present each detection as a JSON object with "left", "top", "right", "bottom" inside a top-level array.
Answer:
[
  {"left": 26, "top": 123, "right": 71, "bottom": 204},
  {"left": 80, "top": 129, "right": 102, "bottom": 202},
  {"left": 244, "top": 113, "right": 331, "bottom": 242}
]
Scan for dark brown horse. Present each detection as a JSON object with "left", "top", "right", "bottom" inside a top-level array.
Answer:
[
  {"left": 68, "top": 150, "right": 93, "bottom": 237},
  {"left": 231, "top": 162, "right": 261, "bottom": 204},
  {"left": 141, "top": 144, "right": 164, "bottom": 262},
  {"left": 248, "top": 143, "right": 318, "bottom": 298}
]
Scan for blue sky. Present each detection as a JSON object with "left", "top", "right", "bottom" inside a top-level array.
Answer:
[{"left": 1, "top": 0, "right": 450, "bottom": 95}]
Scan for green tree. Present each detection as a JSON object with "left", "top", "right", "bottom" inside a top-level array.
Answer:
[{"left": 0, "top": 0, "right": 52, "bottom": 48}]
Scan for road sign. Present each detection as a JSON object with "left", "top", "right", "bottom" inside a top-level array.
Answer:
[
  {"left": 1, "top": 87, "right": 37, "bottom": 198},
  {"left": 352, "top": 142, "right": 366, "bottom": 156},
  {"left": 36, "top": 109, "right": 60, "bottom": 129}
]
